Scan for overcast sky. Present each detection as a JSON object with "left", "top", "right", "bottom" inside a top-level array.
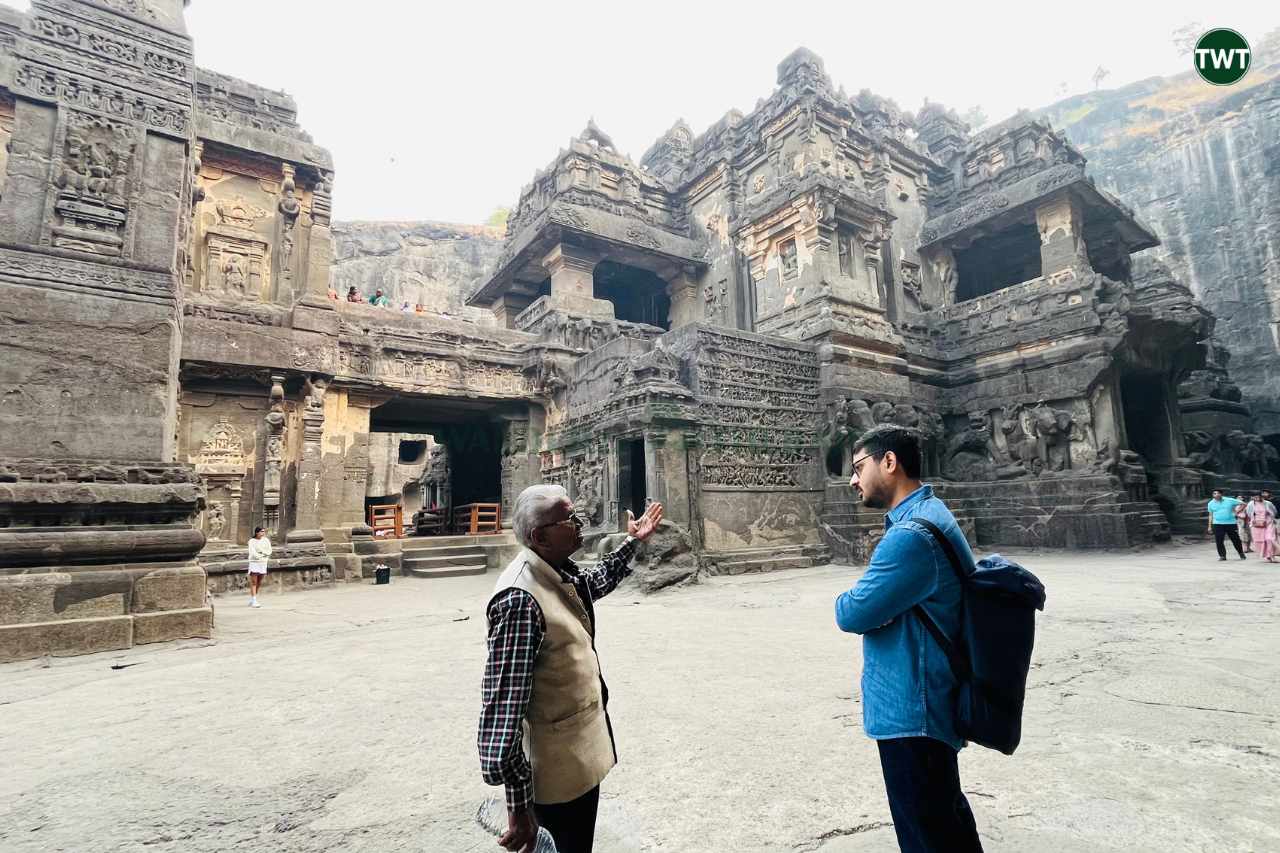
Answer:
[{"left": 11, "top": 1, "right": 1277, "bottom": 223}]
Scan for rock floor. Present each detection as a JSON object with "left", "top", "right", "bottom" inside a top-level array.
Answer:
[{"left": 2, "top": 541, "right": 1277, "bottom": 852}]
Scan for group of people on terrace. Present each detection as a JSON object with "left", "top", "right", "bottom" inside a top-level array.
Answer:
[{"left": 327, "top": 284, "right": 426, "bottom": 314}]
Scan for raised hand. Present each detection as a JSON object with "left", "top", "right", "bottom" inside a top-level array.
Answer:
[{"left": 627, "top": 502, "right": 664, "bottom": 541}]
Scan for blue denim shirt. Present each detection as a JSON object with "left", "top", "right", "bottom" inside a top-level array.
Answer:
[{"left": 835, "top": 484, "right": 971, "bottom": 750}]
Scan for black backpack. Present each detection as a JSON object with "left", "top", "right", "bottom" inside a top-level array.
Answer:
[{"left": 911, "top": 519, "right": 1047, "bottom": 755}]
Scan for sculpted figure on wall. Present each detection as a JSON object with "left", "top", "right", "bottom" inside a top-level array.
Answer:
[{"left": 1030, "top": 404, "right": 1074, "bottom": 473}]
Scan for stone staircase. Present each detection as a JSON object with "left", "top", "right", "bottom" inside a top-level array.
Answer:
[
  {"left": 703, "top": 543, "right": 831, "bottom": 576},
  {"left": 1120, "top": 501, "right": 1173, "bottom": 543},
  {"left": 401, "top": 535, "right": 491, "bottom": 579}
]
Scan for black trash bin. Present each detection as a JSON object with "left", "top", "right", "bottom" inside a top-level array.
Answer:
[{"left": 374, "top": 564, "right": 391, "bottom": 585}]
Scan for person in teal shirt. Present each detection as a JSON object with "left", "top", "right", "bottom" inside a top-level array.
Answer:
[
  {"left": 368, "top": 288, "right": 390, "bottom": 308},
  {"left": 1206, "top": 489, "right": 1246, "bottom": 560}
]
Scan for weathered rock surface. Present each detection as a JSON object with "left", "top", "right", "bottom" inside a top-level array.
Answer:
[
  {"left": 1040, "top": 41, "right": 1280, "bottom": 433},
  {"left": 330, "top": 221, "right": 504, "bottom": 324}
]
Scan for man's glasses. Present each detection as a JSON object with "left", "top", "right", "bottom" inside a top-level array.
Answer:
[{"left": 538, "top": 512, "right": 587, "bottom": 531}]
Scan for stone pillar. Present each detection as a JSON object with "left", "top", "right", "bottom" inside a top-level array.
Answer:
[
  {"left": 667, "top": 266, "right": 703, "bottom": 329},
  {"left": 500, "top": 418, "right": 533, "bottom": 528},
  {"left": 542, "top": 243, "right": 613, "bottom": 319},
  {"left": 1036, "top": 195, "right": 1087, "bottom": 276},
  {"left": 0, "top": 0, "right": 211, "bottom": 661},
  {"left": 291, "top": 375, "right": 328, "bottom": 538},
  {"left": 299, "top": 170, "right": 335, "bottom": 307},
  {"left": 493, "top": 291, "right": 536, "bottom": 329},
  {"left": 262, "top": 374, "right": 287, "bottom": 538}
]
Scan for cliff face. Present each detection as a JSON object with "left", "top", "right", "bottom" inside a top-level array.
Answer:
[
  {"left": 1039, "top": 48, "right": 1280, "bottom": 434},
  {"left": 329, "top": 221, "right": 505, "bottom": 325}
]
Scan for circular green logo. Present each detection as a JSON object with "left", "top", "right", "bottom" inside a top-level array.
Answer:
[{"left": 1194, "top": 29, "right": 1251, "bottom": 86}]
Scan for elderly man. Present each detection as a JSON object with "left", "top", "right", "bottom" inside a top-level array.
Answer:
[{"left": 479, "top": 484, "right": 663, "bottom": 853}]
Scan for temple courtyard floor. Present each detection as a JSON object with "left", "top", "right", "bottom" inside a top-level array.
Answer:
[{"left": 2, "top": 540, "right": 1277, "bottom": 852}]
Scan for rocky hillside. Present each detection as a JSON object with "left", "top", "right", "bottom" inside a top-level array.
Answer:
[
  {"left": 330, "top": 221, "right": 505, "bottom": 325},
  {"left": 1038, "top": 34, "right": 1280, "bottom": 434}
]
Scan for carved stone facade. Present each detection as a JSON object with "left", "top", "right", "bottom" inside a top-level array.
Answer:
[{"left": 2, "top": 25, "right": 1275, "bottom": 661}]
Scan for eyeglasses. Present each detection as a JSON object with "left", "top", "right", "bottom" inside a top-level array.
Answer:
[
  {"left": 538, "top": 512, "right": 587, "bottom": 531},
  {"left": 850, "top": 452, "right": 884, "bottom": 477}
]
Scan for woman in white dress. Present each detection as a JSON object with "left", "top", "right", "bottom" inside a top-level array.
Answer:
[{"left": 246, "top": 526, "right": 271, "bottom": 607}]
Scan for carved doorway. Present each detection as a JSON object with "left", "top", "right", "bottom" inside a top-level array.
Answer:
[{"left": 617, "top": 437, "right": 647, "bottom": 522}]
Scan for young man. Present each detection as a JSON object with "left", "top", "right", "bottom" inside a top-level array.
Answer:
[
  {"left": 478, "top": 485, "right": 663, "bottom": 853},
  {"left": 834, "top": 425, "right": 983, "bottom": 853},
  {"left": 1206, "top": 489, "right": 1246, "bottom": 561}
]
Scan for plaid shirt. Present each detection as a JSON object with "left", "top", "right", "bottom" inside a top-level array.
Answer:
[{"left": 478, "top": 537, "right": 638, "bottom": 811}]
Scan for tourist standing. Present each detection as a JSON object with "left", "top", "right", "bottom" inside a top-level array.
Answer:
[
  {"left": 1236, "top": 494, "right": 1252, "bottom": 552},
  {"left": 1245, "top": 493, "right": 1277, "bottom": 562},
  {"left": 346, "top": 286, "right": 361, "bottom": 303},
  {"left": 1263, "top": 490, "right": 1279, "bottom": 552},
  {"left": 246, "top": 526, "right": 271, "bottom": 607},
  {"left": 369, "top": 288, "right": 390, "bottom": 308},
  {"left": 1207, "top": 490, "right": 1246, "bottom": 561},
  {"left": 834, "top": 425, "right": 984, "bottom": 853},
  {"left": 478, "top": 485, "right": 663, "bottom": 853}
]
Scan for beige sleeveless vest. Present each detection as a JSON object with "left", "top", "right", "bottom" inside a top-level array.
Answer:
[{"left": 491, "top": 548, "right": 617, "bottom": 804}]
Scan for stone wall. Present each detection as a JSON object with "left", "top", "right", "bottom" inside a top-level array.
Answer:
[
  {"left": 1039, "top": 46, "right": 1280, "bottom": 434},
  {"left": 330, "top": 221, "right": 504, "bottom": 323}
]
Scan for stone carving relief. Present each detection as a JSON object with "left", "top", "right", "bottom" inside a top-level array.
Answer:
[
  {"left": 1030, "top": 404, "right": 1074, "bottom": 473},
  {"left": 205, "top": 236, "right": 268, "bottom": 300},
  {"left": 14, "top": 63, "right": 189, "bottom": 135},
  {"left": 703, "top": 279, "right": 729, "bottom": 324},
  {"left": 697, "top": 329, "right": 820, "bottom": 490},
  {"left": 570, "top": 456, "right": 604, "bottom": 526},
  {"left": 277, "top": 167, "right": 301, "bottom": 289},
  {"left": 1178, "top": 429, "right": 1276, "bottom": 477},
  {"left": 205, "top": 503, "right": 226, "bottom": 541},
  {"left": 52, "top": 112, "right": 137, "bottom": 256},
  {"left": 215, "top": 196, "right": 269, "bottom": 229},
  {"left": 193, "top": 416, "right": 247, "bottom": 547},
  {"left": 262, "top": 375, "right": 286, "bottom": 537},
  {"left": 195, "top": 416, "right": 246, "bottom": 471},
  {"left": 899, "top": 259, "right": 931, "bottom": 311}
]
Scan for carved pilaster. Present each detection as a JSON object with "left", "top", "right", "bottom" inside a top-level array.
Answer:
[
  {"left": 292, "top": 374, "right": 328, "bottom": 536},
  {"left": 276, "top": 163, "right": 300, "bottom": 304},
  {"left": 261, "top": 374, "right": 286, "bottom": 538}
]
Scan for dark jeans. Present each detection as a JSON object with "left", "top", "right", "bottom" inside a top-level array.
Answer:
[
  {"left": 1213, "top": 523, "right": 1245, "bottom": 558},
  {"left": 877, "top": 737, "right": 983, "bottom": 853},
  {"left": 534, "top": 785, "right": 600, "bottom": 853}
]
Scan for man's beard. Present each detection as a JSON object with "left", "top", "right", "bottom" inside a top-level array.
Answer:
[{"left": 860, "top": 485, "right": 887, "bottom": 509}]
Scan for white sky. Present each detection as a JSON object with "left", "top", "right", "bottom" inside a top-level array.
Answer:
[{"left": 9, "top": 1, "right": 1278, "bottom": 223}]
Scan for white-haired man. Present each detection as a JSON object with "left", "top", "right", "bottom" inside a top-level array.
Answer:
[{"left": 479, "top": 484, "right": 663, "bottom": 853}]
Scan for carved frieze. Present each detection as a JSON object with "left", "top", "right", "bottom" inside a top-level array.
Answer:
[{"left": 13, "top": 61, "right": 190, "bottom": 136}]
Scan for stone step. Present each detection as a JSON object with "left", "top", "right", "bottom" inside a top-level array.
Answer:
[
  {"left": 404, "top": 553, "right": 487, "bottom": 572},
  {"left": 713, "top": 556, "right": 819, "bottom": 575},
  {"left": 402, "top": 544, "right": 487, "bottom": 559},
  {"left": 402, "top": 533, "right": 515, "bottom": 550},
  {"left": 705, "top": 544, "right": 830, "bottom": 576},
  {"left": 408, "top": 564, "right": 489, "bottom": 579}
]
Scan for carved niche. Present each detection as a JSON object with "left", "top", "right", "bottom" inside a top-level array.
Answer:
[
  {"left": 50, "top": 111, "right": 139, "bottom": 257},
  {"left": 193, "top": 416, "right": 247, "bottom": 545},
  {"left": 202, "top": 192, "right": 271, "bottom": 301}
]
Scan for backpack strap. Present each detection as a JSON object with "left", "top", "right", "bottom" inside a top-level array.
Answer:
[{"left": 909, "top": 518, "right": 972, "bottom": 681}]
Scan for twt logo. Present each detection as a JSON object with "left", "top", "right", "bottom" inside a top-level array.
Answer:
[{"left": 1194, "top": 29, "right": 1251, "bottom": 86}]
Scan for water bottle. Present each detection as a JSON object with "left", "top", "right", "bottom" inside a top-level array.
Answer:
[{"left": 476, "top": 796, "right": 559, "bottom": 852}]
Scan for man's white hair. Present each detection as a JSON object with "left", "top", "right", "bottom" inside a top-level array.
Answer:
[{"left": 513, "top": 484, "right": 570, "bottom": 547}]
